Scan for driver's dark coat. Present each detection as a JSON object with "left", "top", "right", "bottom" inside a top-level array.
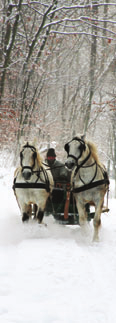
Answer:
[{"left": 47, "top": 159, "right": 70, "bottom": 183}]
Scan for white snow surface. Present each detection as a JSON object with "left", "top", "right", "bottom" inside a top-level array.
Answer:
[{"left": 0, "top": 167, "right": 116, "bottom": 323}]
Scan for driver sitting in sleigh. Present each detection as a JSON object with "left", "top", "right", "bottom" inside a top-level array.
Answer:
[{"left": 46, "top": 148, "right": 71, "bottom": 185}]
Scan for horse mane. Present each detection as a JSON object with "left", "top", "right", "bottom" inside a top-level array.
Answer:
[
  {"left": 75, "top": 135, "right": 102, "bottom": 166},
  {"left": 86, "top": 139, "right": 102, "bottom": 166},
  {"left": 36, "top": 150, "right": 43, "bottom": 167}
]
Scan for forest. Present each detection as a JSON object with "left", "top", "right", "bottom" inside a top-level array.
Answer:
[{"left": 0, "top": 0, "right": 116, "bottom": 194}]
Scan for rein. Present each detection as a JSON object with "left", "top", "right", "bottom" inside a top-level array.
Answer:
[{"left": 42, "top": 162, "right": 64, "bottom": 171}]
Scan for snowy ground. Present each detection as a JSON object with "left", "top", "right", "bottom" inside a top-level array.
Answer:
[{"left": 0, "top": 167, "right": 116, "bottom": 323}]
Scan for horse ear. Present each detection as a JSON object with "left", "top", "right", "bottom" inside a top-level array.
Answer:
[
  {"left": 81, "top": 134, "right": 86, "bottom": 141},
  {"left": 32, "top": 137, "right": 37, "bottom": 148},
  {"left": 64, "top": 143, "right": 69, "bottom": 153},
  {"left": 80, "top": 135, "right": 86, "bottom": 151}
]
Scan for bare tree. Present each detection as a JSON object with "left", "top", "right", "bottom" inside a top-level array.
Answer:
[{"left": 0, "top": 0, "right": 116, "bottom": 170}]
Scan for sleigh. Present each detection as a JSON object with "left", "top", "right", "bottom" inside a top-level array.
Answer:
[
  {"left": 45, "top": 181, "right": 109, "bottom": 225},
  {"left": 13, "top": 141, "right": 109, "bottom": 234}
]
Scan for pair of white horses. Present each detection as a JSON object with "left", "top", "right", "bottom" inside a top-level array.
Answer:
[{"left": 13, "top": 135, "right": 109, "bottom": 241}]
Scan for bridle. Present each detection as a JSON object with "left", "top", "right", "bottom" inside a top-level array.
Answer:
[
  {"left": 64, "top": 136, "right": 89, "bottom": 164},
  {"left": 64, "top": 136, "right": 96, "bottom": 182},
  {"left": 20, "top": 143, "right": 37, "bottom": 173},
  {"left": 64, "top": 137, "right": 109, "bottom": 194},
  {"left": 13, "top": 142, "right": 50, "bottom": 192}
]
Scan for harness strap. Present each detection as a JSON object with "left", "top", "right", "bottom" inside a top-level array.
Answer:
[
  {"left": 73, "top": 178, "right": 110, "bottom": 193},
  {"left": 13, "top": 163, "right": 51, "bottom": 192},
  {"left": 79, "top": 161, "right": 97, "bottom": 185},
  {"left": 74, "top": 150, "right": 91, "bottom": 177},
  {"left": 13, "top": 182, "right": 48, "bottom": 190},
  {"left": 41, "top": 167, "right": 50, "bottom": 192},
  {"left": 64, "top": 191, "right": 70, "bottom": 220}
]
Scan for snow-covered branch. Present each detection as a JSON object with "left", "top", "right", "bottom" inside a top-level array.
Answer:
[
  {"left": 81, "top": 16, "right": 116, "bottom": 25},
  {"left": 49, "top": 30, "right": 114, "bottom": 40},
  {"left": 48, "top": 3, "right": 116, "bottom": 16}
]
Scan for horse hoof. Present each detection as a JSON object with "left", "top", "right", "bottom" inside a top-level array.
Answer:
[
  {"left": 92, "top": 235, "right": 99, "bottom": 242},
  {"left": 37, "top": 210, "right": 44, "bottom": 223},
  {"left": 22, "top": 213, "right": 29, "bottom": 222}
]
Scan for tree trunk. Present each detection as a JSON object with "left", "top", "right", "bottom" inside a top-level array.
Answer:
[
  {"left": 84, "top": 3, "right": 98, "bottom": 134},
  {"left": 112, "top": 111, "right": 116, "bottom": 198}
]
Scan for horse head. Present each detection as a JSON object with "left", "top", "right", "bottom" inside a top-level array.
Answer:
[
  {"left": 64, "top": 136, "right": 86, "bottom": 170},
  {"left": 20, "top": 142, "right": 37, "bottom": 180}
]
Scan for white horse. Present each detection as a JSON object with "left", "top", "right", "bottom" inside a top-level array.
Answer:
[
  {"left": 65, "top": 135, "right": 109, "bottom": 241},
  {"left": 13, "top": 142, "right": 54, "bottom": 223}
]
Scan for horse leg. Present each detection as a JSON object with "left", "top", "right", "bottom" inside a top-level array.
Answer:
[
  {"left": 22, "top": 204, "right": 30, "bottom": 222},
  {"left": 32, "top": 204, "right": 37, "bottom": 218},
  {"left": 76, "top": 199, "right": 88, "bottom": 226},
  {"left": 37, "top": 208, "right": 44, "bottom": 223},
  {"left": 22, "top": 212, "right": 29, "bottom": 222},
  {"left": 93, "top": 198, "right": 104, "bottom": 241}
]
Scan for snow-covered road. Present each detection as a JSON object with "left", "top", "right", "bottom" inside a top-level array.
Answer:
[{"left": 0, "top": 168, "right": 116, "bottom": 323}]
